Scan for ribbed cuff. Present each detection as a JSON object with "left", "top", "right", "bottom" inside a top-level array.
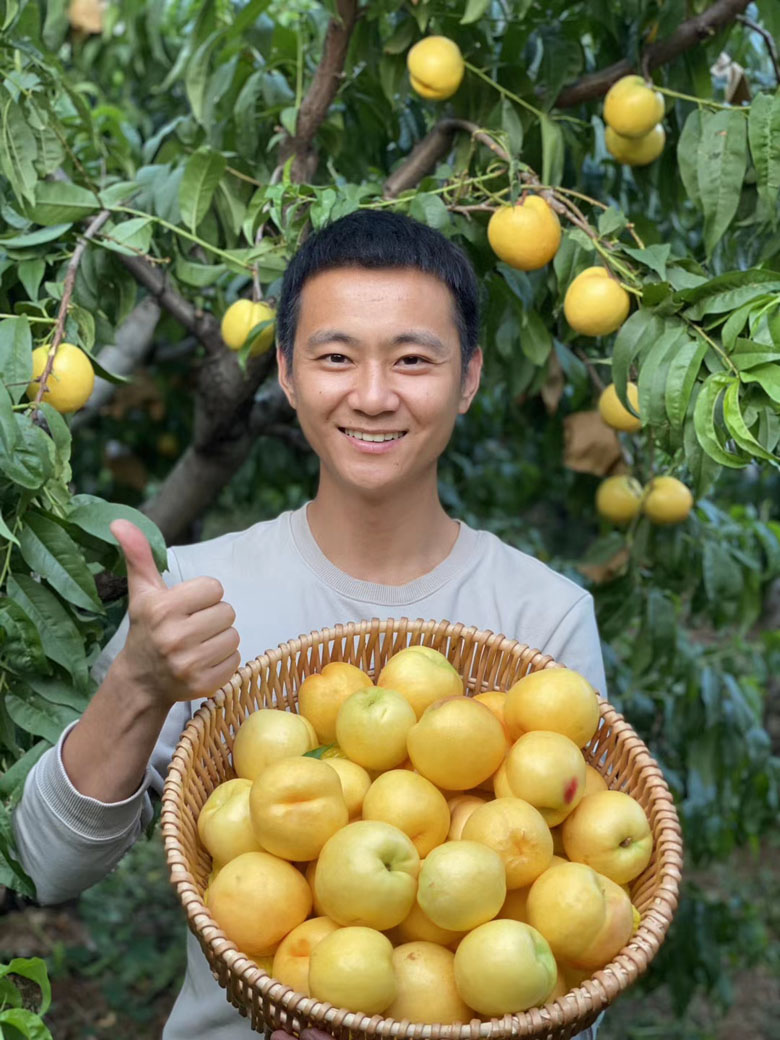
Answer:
[{"left": 33, "top": 722, "right": 153, "bottom": 840}]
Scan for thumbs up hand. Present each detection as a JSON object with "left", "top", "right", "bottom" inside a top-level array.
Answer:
[{"left": 110, "top": 520, "right": 241, "bottom": 708}]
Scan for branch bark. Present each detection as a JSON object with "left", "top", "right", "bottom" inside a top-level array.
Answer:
[
  {"left": 117, "top": 252, "right": 224, "bottom": 355},
  {"left": 71, "top": 297, "right": 161, "bottom": 430},
  {"left": 554, "top": 0, "right": 751, "bottom": 108},
  {"left": 279, "top": 0, "right": 359, "bottom": 182},
  {"left": 383, "top": 119, "right": 509, "bottom": 199},
  {"left": 141, "top": 357, "right": 291, "bottom": 545}
]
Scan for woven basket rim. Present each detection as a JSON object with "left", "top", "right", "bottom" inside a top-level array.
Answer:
[{"left": 162, "top": 617, "right": 684, "bottom": 1040}]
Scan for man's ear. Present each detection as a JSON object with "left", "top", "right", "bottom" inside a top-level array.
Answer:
[
  {"left": 276, "top": 346, "right": 296, "bottom": 408},
  {"left": 458, "top": 347, "right": 483, "bottom": 414}
]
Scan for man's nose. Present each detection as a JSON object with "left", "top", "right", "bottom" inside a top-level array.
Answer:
[{"left": 348, "top": 362, "right": 400, "bottom": 414}]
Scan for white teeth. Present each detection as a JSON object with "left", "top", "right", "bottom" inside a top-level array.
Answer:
[{"left": 344, "top": 430, "right": 405, "bottom": 442}]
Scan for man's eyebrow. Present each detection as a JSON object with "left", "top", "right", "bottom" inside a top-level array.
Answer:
[
  {"left": 306, "top": 330, "right": 359, "bottom": 348},
  {"left": 391, "top": 330, "right": 448, "bottom": 354},
  {"left": 305, "top": 329, "right": 449, "bottom": 354}
]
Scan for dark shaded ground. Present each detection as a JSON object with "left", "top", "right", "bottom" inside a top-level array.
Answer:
[{"left": 2, "top": 832, "right": 778, "bottom": 1040}]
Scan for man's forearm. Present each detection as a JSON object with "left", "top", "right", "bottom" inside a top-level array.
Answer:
[{"left": 61, "top": 651, "right": 173, "bottom": 803}]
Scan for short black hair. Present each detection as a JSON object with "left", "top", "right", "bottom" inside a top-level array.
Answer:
[{"left": 276, "top": 210, "right": 480, "bottom": 368}]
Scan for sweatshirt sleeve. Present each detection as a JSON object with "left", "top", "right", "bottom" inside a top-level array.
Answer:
[
  {"left": 542, "top": 592, "right": 608, "bottom": 698},
  {"left": 11, "top": 550, "right": 190, "bottom": 906}
]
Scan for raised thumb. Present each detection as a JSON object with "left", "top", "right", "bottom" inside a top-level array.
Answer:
[{"left": 110, "top": 519, "right": 167, "bottom": 598}]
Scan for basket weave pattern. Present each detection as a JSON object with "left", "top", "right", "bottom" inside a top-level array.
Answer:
[{"left": 161, "top": 618, "right": 684, "bottom": 1040}]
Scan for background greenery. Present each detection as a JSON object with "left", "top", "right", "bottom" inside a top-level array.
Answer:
[{"left": 1, "top": 0, "right": 779, "bottom": 1036}]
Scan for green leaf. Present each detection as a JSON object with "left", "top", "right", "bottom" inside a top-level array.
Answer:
[
  {"left": 597, "top": 207, "right": 627, "bottom": 237},
  {"left": 500, "top": 97, "right": 524, "bottom": 156},
  {"left": 179, "top": 148, "right": 227, "bottom": 233},
  {"left": 174, "top": 254, "right": 226, "bottom": 287},
  {"left": 0, "top": 377, "right": 18, "bottom": 456},
  {"left": 677, "top": 108, "right": 702, "bottom": 207},
  {"left": 637, "top": 326, "right": 689, "bottom": 428},
  {"left": 408, "top": 194, "right": 450, "bottom": 230},
  {"left": 739, "top": 363, "right": 780, "bottom": 403},
  {"left": 67, "top": 494, "right": 168, "bottom": 574},
  {"left": 29, "top": 182, "right": 99, "bottom": 226},
  {"left": 665, "top": 336, "right": 708, "bottom": 429},
  {"left": 460, "top": 0, "right": 491, "bottom": 23},
  {"left": 683, "top": 405, "right": 721, "bottom": 498},
  {"left": 0, "top": 597, "right": 47, "bottom": 673},
  {"left": 721, "top": 298, "right": 767, "bottom": 351},
  {"left": 611, "top": 310, "right": 666, "bottom": 399},
  {"left": 23, "top": 674, "right": 90, "bottom": 713},
  {"left": 0, "top": 507, "right": 20, "bottom": 546},
  {"left": 540, "top": 116, "right": 564, "bottom": 187},
  {"left": 99, "top": 217, "right": 153, "bottom": 256},
  {"left": 0, "top": 415, "right": 55, "bottom": 490},
  {"left": 0, "top": 741, "right": 49, "bottom": 799},
  {"left": 747, "top": 91, "right": 780, "bottom": 220},
  {"left": 304, "top": 743, "right": 338, "bottom": 759},
  {"left": 723, "top": 379, "right": 780, "bottom": 462},
  {"left": 622, "top": 243, "right": 671, "bottom": 280},
  {"left": 693, "top": 373, "right": 747, "bottom": 468},
  {"left": 697, "top": 108, "right": 748, "bottom": 256},
  {"left": 0, "top": 803, "right": 37, "bottom": 899},
  {"left": 5, "top": 688, "right": 80, "bottom": 744},
  {"left": 234, "top": 70, "right": 263, "bottom": 160},
  {"left": 6, "top": 574, "right": 89, "bottom": 688},
  {"left": 0, "top": 89, "right": 37, "bottom": 206},
  {"left": 680, "top": 271, "right": 780, "bottom": 319},
  {"left": 731, "top": 338, "right": 780, "bottom": 370},
  {"left": 17, "top": 258, "right": 46, "bottom": 301},
  {"left": 383, "top": 20, "right": 416, "bottom": 54},
  {"left": 519, "top": 309, "right": 552, "bottom": 365},
  {"left": 17, "top": 512, "right": 102, "bottom": 612},
  {"left": 0, "top": 958, "right": 51, "bottom": 1016},
  {"left": 185, "top": 30, "right": 225, "bottom": 124},
  {"left": 0, "top": 223, "right": 71, "bottom": 249}
]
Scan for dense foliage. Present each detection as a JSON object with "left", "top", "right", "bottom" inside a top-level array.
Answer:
[{"left": 1, "top": 0, "right": 779, "bottom": 1032}]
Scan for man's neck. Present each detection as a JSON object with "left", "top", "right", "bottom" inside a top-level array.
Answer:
[{"left": 306, "top": 483, "right": 460, "bottom": 586}]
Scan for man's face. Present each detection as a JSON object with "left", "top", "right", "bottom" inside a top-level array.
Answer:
[{"left": 277, "top": 266, "right": 482, "bottom": 501}]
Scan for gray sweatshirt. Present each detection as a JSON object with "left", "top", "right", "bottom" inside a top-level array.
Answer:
[{"left": 13, "top": 505, "right": 607, "bottom": 1039}]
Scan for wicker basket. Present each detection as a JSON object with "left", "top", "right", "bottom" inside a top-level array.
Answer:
[{"left": 161, "top": 618, "right": 683, "bottom": 1040}]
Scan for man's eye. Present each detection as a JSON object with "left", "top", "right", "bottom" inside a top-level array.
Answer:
[
  {"left": 323, "top": 353, "right": 349, "bottom": 363},
  {"left": 399, "top": 355, "right": 426, "bottom": 366}
]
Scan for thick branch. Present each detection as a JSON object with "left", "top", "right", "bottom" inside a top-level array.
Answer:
[
  {"left": 141, "top": 363, "right": 295, "bottom": 544},
  {"left": 279, "top": 0, "right": 359, "bottom": 182},
  {"left": 383, "top": 119, "right": 509, "bottom": 199},
  {"left": 71, "top": 297, "right": 161, "bottom": 430},
  {"left": 555, "top": 0, "right": 751, "bottom": 107},
  {"left": 117, "top": 252, "right": 223, "bottom": 355}
]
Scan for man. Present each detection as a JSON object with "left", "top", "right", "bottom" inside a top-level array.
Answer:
[{"left": 13, "top": 210, "right": 606, "bottom": 1038}]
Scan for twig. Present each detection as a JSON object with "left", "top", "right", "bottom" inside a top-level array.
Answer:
[
  {"left": 554, "top": 0, "right": 751, "bottom": 107},
  {"left": 383, "top": 119, "right": 509, "bottom": 199},
  {"left": 737, "top": 13, "right": 780, "bottom": 84},
  {"left": 31, "top": 208, "right": 112, "bottom": 412},
  {"left": 574, "top": 347, "right": 607, "bottom": 393}
]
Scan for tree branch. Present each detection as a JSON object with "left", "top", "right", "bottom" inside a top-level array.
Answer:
[
  {"left": 71, "top": 297, "right": 161, "bottom": 430},
  {"left": 31, "top": 208, "right": 112, "bottom": 412},
  {"left": 140, "top": 354, "right": 292, "bottom": 544},
  {"left": 738, "top": 13, "right": 780, "bottom": 85},
  {"left": 554, "top": 0, "right": 751, "bottom": 108},
  {"left": 383, "top": 119, "right": 509, "bottom": 199},
  {"left": 117, "top": 252, "right": 224, "bottom": 355},
  {"left": 279, "top": 0, "right": 359, "bottom": 182}
]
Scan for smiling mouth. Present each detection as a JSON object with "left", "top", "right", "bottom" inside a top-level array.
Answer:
[{"left": 340, "top": 429, "right": 407, "bottom": 442}]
